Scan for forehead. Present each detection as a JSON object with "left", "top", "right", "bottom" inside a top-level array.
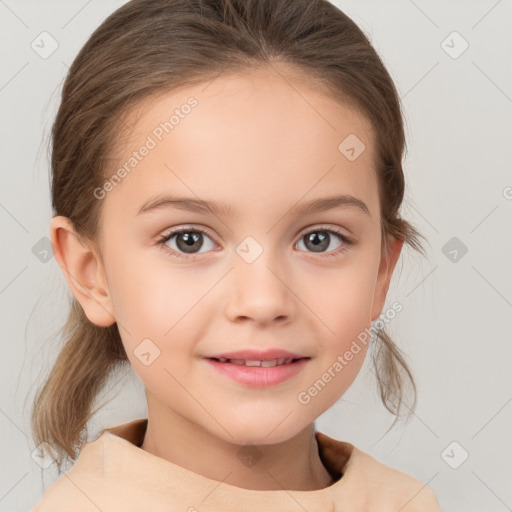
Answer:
[{"left": 101, "top": 65, "right": 378, "bottom": 220}]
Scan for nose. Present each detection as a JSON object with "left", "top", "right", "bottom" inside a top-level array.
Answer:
[{"left": 224, "top": 248, "right": 295, "bottom": 325}]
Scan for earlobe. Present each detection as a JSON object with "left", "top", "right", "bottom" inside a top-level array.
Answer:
[
  {"left": 49, "top": 215, "right": 116, "bottom": 327},
  {"left": 371, "top": 234, "right": 403, "bottom": 322}
]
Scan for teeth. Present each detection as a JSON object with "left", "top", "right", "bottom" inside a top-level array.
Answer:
[{"left": 216, "top": 357, "right": 298, "bottom": 367}]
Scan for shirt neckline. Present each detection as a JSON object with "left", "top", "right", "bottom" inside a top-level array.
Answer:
[{"left": 98, "top": 417, "right": 363, "bottom": 500}]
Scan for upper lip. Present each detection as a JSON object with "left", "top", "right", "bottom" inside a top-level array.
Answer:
[{"left": 205, "top": 349, "right": 309, "bottom": 361}]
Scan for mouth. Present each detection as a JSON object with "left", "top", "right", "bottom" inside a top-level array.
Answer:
[
  {"left": 205, "top": 356, "right": 311, "bottom": 387},
  {"left": 208, "top": 357, "right": 308, "bottom": 367}
]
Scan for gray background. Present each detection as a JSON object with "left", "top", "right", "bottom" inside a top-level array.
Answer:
[{"left": 1, "top": 0, "right": 511, "bottom": 510}]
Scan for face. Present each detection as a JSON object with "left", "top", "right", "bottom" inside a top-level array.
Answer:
[{"left": 62, "top": 66, "right": 401, "bottom": 445}]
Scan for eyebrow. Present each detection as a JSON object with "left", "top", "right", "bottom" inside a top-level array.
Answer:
[{"left": 136, "top": 193, "right": 370, "bottom": 218}]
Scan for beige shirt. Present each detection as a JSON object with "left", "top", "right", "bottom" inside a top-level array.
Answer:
[{"left": 32, "top": 418, "right": 440, "bottom": 511}]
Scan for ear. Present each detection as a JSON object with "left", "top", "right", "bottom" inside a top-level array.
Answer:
[
  {"left": 371, "top": 233, "right": 403, "bottom": 322},
  {"left": 50, "top": 215, "right": 116, "bottom": 327}
]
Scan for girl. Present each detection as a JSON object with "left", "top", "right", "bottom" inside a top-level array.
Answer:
[{"left": 31, "top": 0, "right": 440, "bottom": 510}]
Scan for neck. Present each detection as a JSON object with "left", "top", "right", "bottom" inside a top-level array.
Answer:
[{"left": 139, "top": 394, "right": 335, "bottom": 491}]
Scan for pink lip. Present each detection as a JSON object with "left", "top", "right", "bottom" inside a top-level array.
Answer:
[
  {"left": 205, "top": 349, "right": 307, "bottom": 360},
  {"left": 205, "top": 357, "right": 310, "bottom": 388}
]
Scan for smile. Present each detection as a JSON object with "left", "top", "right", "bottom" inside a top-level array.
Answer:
[
  {"left": 211, "top": 357, "right": 299, "bottom": 367},
  {"left": 206, "top": 357, "right": 310, "bottom": 387}
]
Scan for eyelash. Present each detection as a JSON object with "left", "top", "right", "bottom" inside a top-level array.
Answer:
[{"left": 156, "top": 225, "right": 353, "bottom": 260}]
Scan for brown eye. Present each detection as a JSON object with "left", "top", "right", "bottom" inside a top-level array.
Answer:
[
  {"left": 159, "top": 228, "right": 216, "bottom": 258},
  {"left": 175, "top": 231, "right": 204, "bottom": 254},
  {"left": 295, "top": 228, "right": 351, "bottom": 256}
]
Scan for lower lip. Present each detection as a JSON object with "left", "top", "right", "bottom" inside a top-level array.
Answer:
[{"left": 205, "top": 358, "right": 309, "bottom": 387}]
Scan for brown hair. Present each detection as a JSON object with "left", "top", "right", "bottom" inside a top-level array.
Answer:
[{"left": 32, "top": 0, "right": 425, "bottom": 473}]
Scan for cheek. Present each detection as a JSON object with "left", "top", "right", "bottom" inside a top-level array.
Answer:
[
  {"left": 107, "top": 251, "right": 211, "bottom": 359},
  {"left": 299, "top": 256, "right": 379, "bottom": 337},
  {"left": 105, "top": 243, "right": 177, "bottom": 325}
]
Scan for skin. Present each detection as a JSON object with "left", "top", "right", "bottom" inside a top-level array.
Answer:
[{"left": 50, "top": 64, "right": 402, "bottom": 491}]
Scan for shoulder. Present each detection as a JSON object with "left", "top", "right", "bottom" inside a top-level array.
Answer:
[
  {"left": 349, "top": 445, "right": 441, "bottom": 511},
  {"left": 31, "top": 436, "right": 110, "bottom": 511},
  {"left": 316, "top": 432, "right": 440, "bottom": 510},
  {"left": 31, "top": 470, "right": 96, "bottom": 512}
]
